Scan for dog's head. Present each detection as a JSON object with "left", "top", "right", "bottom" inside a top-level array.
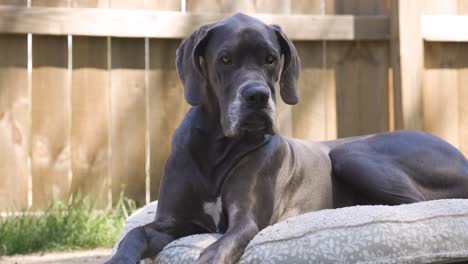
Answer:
[{"left": 176, "top": 13, "right": 300, "bottom": 138}]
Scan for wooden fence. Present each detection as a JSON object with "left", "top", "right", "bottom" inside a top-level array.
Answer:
[{"left": 0, "top": 0, "right": 467, "bottom": 210}]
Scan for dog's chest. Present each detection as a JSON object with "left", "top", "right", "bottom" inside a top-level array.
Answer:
[{"left": 203, "top": 196, "right": 222, "bottom": 232}]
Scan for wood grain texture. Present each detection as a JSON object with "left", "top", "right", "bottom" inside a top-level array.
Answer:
[
  {"left": 147, "top": 1, "right": 182, "bottom": 201},
  {"left": 109, "top": 0, "right": 144, "bottom": 9},
  {"left": 424, "top": 42, "right": 468, "bottom": 155},
  {"left": 31, "top": 0, "right": 70, "bottom": 210},
  {"left": 255, "top": 0, "right": 290, "bottom": 13},
  {"left": 459, "top": 0, "right": 468, "bottom": 14},
  {"left": 31, "top": 35, "right": 69, "bottom": 208},
  {"left": 289, "top": 0, "right": 327, "bottom": 140},
  {"left": 459, "top": 56, "right": 468, "bottom": 156},
  {"left": 148, "top": 39, "right": 188, "bottom": 200},
  {"left": 0, "top": 34, "right": 28, "bottom": 210},
  {"left": 71, "top": 0, "right": 109, "bottom": 8},
  {"left": 31, "top": 0, "right": 68, "bottom": 7},
  {"left": 292, "top": 41, "right": 326, "bottom": 140},
  {"left": 104, "top": 0, "right": 179, "bottom": 9},
  {"left": 70, "top": 37, "right": 109, "bottom": 206},
  {"left": 186, "top": 0, "right": 290, "bottom": 13},
  {"left": 327, "top": 0, "right": 389, "bottom": 138},
  {"left": 291, "top": 0, "right": 321, "bottom": 14},
  {"left": 0, "top": 6, "right": 389, "bottom": 40},
  {"left": 186, "top": 0, "right": 255, "bottom": 13},
  {"left": 392, "top": 0, "right": 459, "bottom": 131},
  {"left": 109, "top": 38, "right": 146, "bottom": 206},
  {"left": 143, "top": 0, "right": 180, "bottom": 10},
  {"left": 423, "top": 42, "right": 459, "bottom": 147},
  {"left": 331, "top": 0, "right": 391, "bottom": 15},
  {"left": 0, "top": 0, "right": 26, "bottom": 5},
  {"left": 326, "top": 41, "right": 389, "bottom": 138},
  {"left": 456, "top": 10, "right": 468, "bottom": 155}
]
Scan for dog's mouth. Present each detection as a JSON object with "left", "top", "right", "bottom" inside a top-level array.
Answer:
[{"left": 239, "top": 111, "right": 275, "bottom": 135}]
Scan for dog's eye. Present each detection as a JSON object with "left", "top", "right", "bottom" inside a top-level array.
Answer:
[
  {"left": 220, "top": 56, "right": 231, "bottom": 65},
  {"left": 265, "top": 55, "right": 277, "bottom": 65}
]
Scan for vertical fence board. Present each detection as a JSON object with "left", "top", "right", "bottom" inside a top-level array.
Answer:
[
  {"left": 460, "top": 0, "right": 468, "bottom": 150},
  {"left": 419, "top": 2, "right": 460, "bottom": 150},
  {"left": 0, "top": 0, "right": 26, "bottom": 5},
  {"left": 327, "top": 1, "right": 389, "bottom": 138},
  {"left": 391, "top": 0, "right": 424, "bottom": 131},
  {"left": 144, "top": 0, "right": 180, "bottom": 10},
  {"left": 71, "top": 37, "right": 109, "bottom": 205},
  {"left": 458, "top": 0, "right": 468, "bottom": 156},
  {"left": 31, "top": 35, "right": 69, "bottom": 208},
  {"left": 112, "top": 0, "right": 179, "bottom": 9},
  {"left": 186, "top": 0, "right": 255, "bottom": 13},
  {"left": 423, "top": 42, "right": 459, "bottom": 147},
  {"left": 291, "top": 0, "right": 321, "bottom": 13},
  {"left": 457, "top": 0, "right": 468, "bottom": 155},
  {"left": 31, "top": 0, "right": 68, "bottom": 7},
  {"left": 459, "top": 52, "right": 468, "bottom": 156},
  {"left": 392, "top": 0, "right": 459, "bottom": 132},
  {"left": 332, "top": 0, "right": 390, "bottom": 15},
  {"left": 147, "top": 1, "right": 183, "bottom": 201},
  {"left": 289, "top": 0, "right": 326, "bottom": 140},
  {"left": 148, "top": 40, "right": 187, "bottom": 200},
  {"left": 71, "top": 0, "right": 109, "bottom": 7},
  {"left": 0, "top": 35, "right": 28, "bottom": 210},
  {"left": 459, "top": 0, "right": 468, "bottom": 13},
  {"left": 31, "top": 0, "right": 70, "bottom": 210},
  {"left": 326, "top": 41, "right": 389, "bottom": 138},
  {"left": 108, "top": 2, "right": 147, "bottom": 206},
  {"left": 256, "top": 0, "right": 290, "bottom": 13},
  {"left": 292, "top": 42, "right": 326, "bottom": 140},
  {"left": 69, "top": 0, "right": 110, "bottom": 207},
  {"left": 107, "top": 0, "right": 145, "bottom": 8},
  {"left": 109, "top": 38, "right": 146, "bottom": 205}
]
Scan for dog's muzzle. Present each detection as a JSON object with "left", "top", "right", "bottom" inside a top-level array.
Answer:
[{"left": 225, "top": 82, "right": 276, "bottom": 137}]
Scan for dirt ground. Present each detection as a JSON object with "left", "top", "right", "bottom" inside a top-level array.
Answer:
[{"left": 0, "top": 248, "right": 111, "bottom": 264}]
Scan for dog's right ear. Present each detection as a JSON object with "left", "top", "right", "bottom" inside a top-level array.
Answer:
[
  {"left": 271, "top": 24, "right": 300, "bottom": 105},
  {"left": 176, "top": 25, "right": 214, "bottom": 106}
]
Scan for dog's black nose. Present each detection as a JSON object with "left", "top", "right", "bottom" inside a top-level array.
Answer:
[{"left": 241, "top": 85, "right": 270, "bottom": 107}]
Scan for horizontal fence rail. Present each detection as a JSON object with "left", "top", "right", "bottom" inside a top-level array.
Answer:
[
  {"left": 0, "top": 6, "right": 390, "bottom": 40},
  {"left": 422, "top": 15, "right": 468, "bottom": 42}
]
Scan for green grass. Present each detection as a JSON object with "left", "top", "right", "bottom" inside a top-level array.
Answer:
[{"left": 0, "top": 194, "right": 137, "bottom": 255}]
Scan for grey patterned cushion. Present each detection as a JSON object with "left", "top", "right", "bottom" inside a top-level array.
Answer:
[{"left": 114, "top": 199, "right": 468, "bottom": 264}]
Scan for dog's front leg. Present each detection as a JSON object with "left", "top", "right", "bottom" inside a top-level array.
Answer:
[
  {"left": 195, "top": 207, "right": 259, "bottom": 264},
  {"left": 105, "top": 220, "right": 174, "bottom": 264},
  {"left": 195, "top": 175, "right": 274, "bottom": 264}
]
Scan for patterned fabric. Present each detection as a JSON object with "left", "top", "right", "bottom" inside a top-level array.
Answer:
[
  {"left": 114, "top": 199, "right": 468, "bottom": 264},
  {"left": 154, "top": 234, "right": 221, "bottom": 264}
]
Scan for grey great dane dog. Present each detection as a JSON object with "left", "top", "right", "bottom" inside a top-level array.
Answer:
[{"left": 107, "top": 13, "right": 468, "bottom": 264}]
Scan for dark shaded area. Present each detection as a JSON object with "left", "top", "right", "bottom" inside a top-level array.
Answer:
[{"left": 424, "top": 42, "right": 468, "bottom": 69}]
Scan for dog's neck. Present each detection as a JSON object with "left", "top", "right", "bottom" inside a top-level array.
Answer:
[{"left": 187, "top": 105, "right": 272, "bottom": 183}]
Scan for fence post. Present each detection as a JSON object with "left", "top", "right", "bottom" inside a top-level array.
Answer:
[{"left": 390, "top": 0, "right": 425, "bottom": 131}]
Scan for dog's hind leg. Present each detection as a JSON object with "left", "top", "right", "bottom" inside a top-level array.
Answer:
[{"left": 329, "top": 150, "right": 426, "bottom": 206}]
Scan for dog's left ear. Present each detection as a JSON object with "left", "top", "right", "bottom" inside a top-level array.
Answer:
[
  {"left": 271, "top": 25, "right": 300, "bottom": 105},
  {"left": 176, "top": 24, "right": 215, "bottom": 106}
]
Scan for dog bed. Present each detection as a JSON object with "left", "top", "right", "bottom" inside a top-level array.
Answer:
[{"left": 113, "top": 199, "right": 468, "bottom": 264}]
